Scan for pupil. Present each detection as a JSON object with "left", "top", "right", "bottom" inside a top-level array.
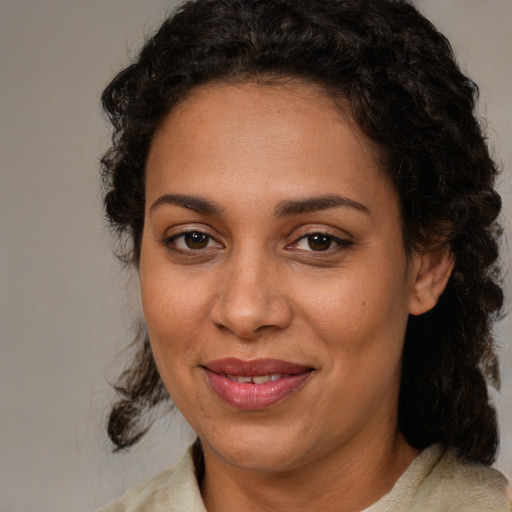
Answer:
[
  {"left": 185, "top": 232, "right": 208, "bottom": 249},
  {"left": 308, "top": 234, "right": 331, "bottom": 251}
]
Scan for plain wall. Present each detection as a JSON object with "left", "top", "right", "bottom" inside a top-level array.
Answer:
[{"left": 0, "top": 1, "right": 510, "bottom": 510}]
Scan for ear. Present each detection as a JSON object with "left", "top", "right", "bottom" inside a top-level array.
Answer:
[{"left": 408, "top": 248, "right": 455, "bottom": 316}]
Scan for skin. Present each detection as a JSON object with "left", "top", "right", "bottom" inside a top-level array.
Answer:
[{"left": 140, "top": 81, "right": 453, "bottom": 512}]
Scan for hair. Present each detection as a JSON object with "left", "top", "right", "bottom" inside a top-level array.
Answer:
[{"left": 101, "top": 0, "right": 504, "bottom": 464}]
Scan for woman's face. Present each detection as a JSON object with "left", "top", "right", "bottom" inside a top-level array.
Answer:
[{"left": 140, "top": 81, "right": 426, "bottom": 473}]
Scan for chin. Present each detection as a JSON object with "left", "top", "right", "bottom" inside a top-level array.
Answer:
[
  {"left": 223, "top": 447, "right": 302, "bottom": 473},
  {"left": 201, "top": 425, "right": 317, "bottom": 473}
]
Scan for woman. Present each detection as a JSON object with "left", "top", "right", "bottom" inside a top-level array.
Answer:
[{"left": 99, "top": 0, "right": 510, "bottom": 510}]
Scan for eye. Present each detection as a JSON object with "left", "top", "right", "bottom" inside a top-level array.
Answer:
[
  {"left": 165, "top": 231, "right": 220, "bottom": 251},
  {"left": 293, "top": 233, "right": 348, "bottom": 252}
]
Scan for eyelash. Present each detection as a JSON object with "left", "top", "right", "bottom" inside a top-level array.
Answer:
[
  {"left": 162, "top": 229, "right": 352, "bottom": 255},
  {"left": 289, "top": 233, "right": 353, "bottom": 253},
  {"left": 162, "top": 230, "right": 221, "bottom": 252}
]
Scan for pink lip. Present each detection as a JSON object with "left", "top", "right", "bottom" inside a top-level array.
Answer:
[{"left": 203, "top": 358, "right": 313, "bottom": 410}]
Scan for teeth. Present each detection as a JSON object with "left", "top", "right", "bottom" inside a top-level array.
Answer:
[
  {"left": 225, "top": 373, "right": 284, "bottom": 384},
  {"left": 252, "top": 375, "right": 270, "bottom": 384}
]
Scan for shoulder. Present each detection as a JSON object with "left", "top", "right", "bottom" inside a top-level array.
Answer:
[
  {"left": 366, "top": 445, "right": 510, "bottom": 512},
  {"left": 411, "top": 446, "right": 511, "bottom": 512},
  {"left": 98, "top": 445, "right": 207, "bottom": 512},
  {"left": 99, "top": 468, "right": 175, "bottom": 512}
]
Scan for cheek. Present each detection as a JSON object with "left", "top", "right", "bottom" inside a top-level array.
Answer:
[
  {"left": 140, "top": 253, "right": 210, "bottom": 339},
  {"left": 140, "top": 274, "right": 206, "bottom": 407},
  {"left": 297, "top": 259, "right": 411, "bottom": 357},
  {"left": 138, "top": 256, "right": 211, "bottom": 389}
]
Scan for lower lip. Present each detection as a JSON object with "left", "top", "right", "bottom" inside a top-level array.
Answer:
[{"left": 204, "top": 370, "right": 312, "bottom": 410}]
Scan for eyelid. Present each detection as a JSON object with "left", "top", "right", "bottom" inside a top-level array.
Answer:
[
  {"left": 287, "top": 224, "right": 353, "bottom": 242},
  {"left": 159, "top": 224, "right": 353, "bottom": 255},
  {"left": 289, "top": 233, "right": 351, "bottom": 250},
  {"left": 285, "top": 225, "right": 354, "bottom": 254},
  {"left": 160, "top": 225, "right": 224, "bottom": 252}
]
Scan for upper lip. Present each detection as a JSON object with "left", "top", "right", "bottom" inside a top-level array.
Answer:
[{"left": 203, "top": 358, "right": 312, "bottom": 376}]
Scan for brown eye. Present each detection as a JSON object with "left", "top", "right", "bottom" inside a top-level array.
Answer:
[
  {"left": 290, "top": 232, "right": 351, "bottom": 254},
  {"left": 167, "top": 231, "right": 216, "bottom": 251},
  {"left": 183, "top": 232, "right": 210, "bottom": 249},
  {"left": 306, "top": 234, "right": 334, "bottom": 251}
]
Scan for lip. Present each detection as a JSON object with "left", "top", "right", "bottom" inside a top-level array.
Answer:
[
  {"left": 203, "top": 358, "right": 314, "bottom": 410},
  {"left": 204, "top": 358, "right": 311, "bottom": 376}
]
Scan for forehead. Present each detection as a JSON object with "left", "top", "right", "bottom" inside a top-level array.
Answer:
[
  {"left": 145, "top": 80, "right": 397, "bottom": 218},
  {"left": 149, "top": 79, "right": 383, "bottom": 165}
]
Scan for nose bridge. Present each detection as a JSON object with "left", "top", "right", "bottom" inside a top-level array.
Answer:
[{"left": 211, "top": 243, "right": 291, "bottom": 339}]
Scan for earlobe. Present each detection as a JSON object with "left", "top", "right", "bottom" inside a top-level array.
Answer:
[{"left": 408, "top": 248, "right": 455, "bottom": 316}]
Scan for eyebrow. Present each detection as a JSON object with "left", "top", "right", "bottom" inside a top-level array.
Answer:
[
  {"left": 149, "top": 192, "right": 369, "bottom": 217},
  {"left": 149, "top": 194, "right": 222, "bottom": 215},
  {"left": 274, "top": 194, "right": 369, "bottom": 217}
]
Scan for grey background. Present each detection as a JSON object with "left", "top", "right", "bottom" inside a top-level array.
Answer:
[{"left": 1, "top": 1, "right": 510, "bottom": 511}]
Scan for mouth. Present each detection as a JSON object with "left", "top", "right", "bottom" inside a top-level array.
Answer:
[
  {"left": 202, "top": 358, "right": 314, "bottom": 410},
  {"left": 225, "top": 373, "right": 289, "bottom": 384}
]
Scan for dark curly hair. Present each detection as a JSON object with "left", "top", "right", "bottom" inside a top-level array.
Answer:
[{"left": 101, "top": 0, "right": 504, "bottom": 464}]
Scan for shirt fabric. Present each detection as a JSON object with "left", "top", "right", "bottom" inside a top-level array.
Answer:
[{"left": 101, "top": 443, "right": 511, "bottom": 511}]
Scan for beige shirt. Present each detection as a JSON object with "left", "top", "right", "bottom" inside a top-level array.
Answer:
[{"left": 101, "top": 444, "right": 510, "bottom": 512}]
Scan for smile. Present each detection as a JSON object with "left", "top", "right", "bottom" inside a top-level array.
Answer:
[
  {"left": 226, "top": 373, "right": 286, "bottom": 383},
  {"left": 203, "top": 358, "right": 314, "bottom": 410}
]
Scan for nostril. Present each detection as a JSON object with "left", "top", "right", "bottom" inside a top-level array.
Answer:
[
  {"left": 210, "top": 294, "right": 292, "bottom": 339},
  {"left": 208, "top": 261, "right": 293, "bottom": 338}
]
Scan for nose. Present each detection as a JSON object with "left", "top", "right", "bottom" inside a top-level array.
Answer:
[{"left": 210, "top": 251, "right": 293, "bottom": 340}]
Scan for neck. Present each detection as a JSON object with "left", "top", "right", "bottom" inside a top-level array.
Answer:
[{"left": 200, "top": 431, "right": 418, "bottom": 512}]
